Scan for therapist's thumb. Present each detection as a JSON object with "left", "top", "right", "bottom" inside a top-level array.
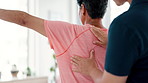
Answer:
[{"left": 89, "top": 50, "right": 95, "bottom": 59}]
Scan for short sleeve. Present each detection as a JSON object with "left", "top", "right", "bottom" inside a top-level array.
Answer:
[
  {"left": 105, "top": 20, "right": 140, "bottom": 76},
  {"left": 44, "top": 20, "right": 85, "bottom": 55}
]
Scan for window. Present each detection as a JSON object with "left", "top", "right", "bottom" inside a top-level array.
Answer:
[{"left": 0, "top": 0, "right": 28, "bottom": 80}]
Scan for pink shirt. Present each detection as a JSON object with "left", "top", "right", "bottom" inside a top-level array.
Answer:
[{"left": 44, "top": 20, "right": 107, "bottom": 83}]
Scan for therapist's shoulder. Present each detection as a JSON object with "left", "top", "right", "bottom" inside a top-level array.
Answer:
[
  {"left": 111, "top": 11, "right": 128, "bottom": 25},
  {"left": 109, "top": 11, "right": 134, "bottom": 32}
]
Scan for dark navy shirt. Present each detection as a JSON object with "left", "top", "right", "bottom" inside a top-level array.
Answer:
[{"left": 105, "top": 0, "right": 148, "bottom": 83}]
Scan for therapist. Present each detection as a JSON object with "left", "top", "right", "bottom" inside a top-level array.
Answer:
[{"left": 71, "top": 0, "right": 148, "bottom": 83}]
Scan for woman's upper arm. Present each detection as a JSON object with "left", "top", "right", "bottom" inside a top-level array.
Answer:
[{"left": 23, "top": 14, "right": 46, "bottom": 36}]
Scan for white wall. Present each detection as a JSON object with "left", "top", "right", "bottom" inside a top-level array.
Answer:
[{"left": 38, "top": 0, "right": 77, "bottom": 22}]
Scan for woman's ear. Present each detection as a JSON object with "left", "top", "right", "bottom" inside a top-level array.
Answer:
[{"left": 81, "top": 4, "right": 86, "bottom": 16}]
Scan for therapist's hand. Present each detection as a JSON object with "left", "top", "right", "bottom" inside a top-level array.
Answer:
[
  {"left": 71, "top": 50, "right": 98, "bottom": 77},
  {"left": 91, "top": 27, "right": 108, "bottom": 48}
]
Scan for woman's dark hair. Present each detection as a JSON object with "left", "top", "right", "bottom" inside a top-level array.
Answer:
[{"left": 77, "top": 0, "right": 108, "bottom": 19}]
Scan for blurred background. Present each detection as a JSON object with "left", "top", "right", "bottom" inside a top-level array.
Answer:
[{"left": 0, "top": 0, "right": 129, "bottom": 83}]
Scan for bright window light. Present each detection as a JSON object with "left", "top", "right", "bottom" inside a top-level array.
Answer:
[{"left": 0, "top": 0, "right": 28, "bottom": 80}]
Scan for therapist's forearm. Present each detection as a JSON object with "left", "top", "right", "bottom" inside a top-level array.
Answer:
[
  {"left": 0, "top": 9, "right": 28, "bottom": 26},
  {"left": 90, "top": 68, "right": 103, "bottom": 83}
]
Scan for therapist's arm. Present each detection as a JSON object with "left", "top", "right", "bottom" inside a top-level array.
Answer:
[
  {"left": 71, "top": 50, "right": 128, "bottom": 83},
  {"left": 0, "top": 9, "right": 45, "bottom": 36},
  {"left": 71, "top": 18, "right": 140, "bottom": 83},
  {"left": 102, "top": 71, "right": 127, "bottom": 83}
]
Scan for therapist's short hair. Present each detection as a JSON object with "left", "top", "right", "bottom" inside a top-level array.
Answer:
[{"left": 77, "top": 0, "right": 108, "bottom": 19}]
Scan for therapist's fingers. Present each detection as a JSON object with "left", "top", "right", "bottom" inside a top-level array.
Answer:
[
  {"left": 91, "top": 27, "right": 104, "bottom": 39},
  {"left": 71, "top": 56, "right": 82, "bottom": 61},
  {"left": 71, "top": 57, "right": 79, "bottom": 64},
  {"left": 93, "top": 41, "right": 104, "bottom": 47},
  {"left": 89, "top": 50, "right": 95, "bottom": 59},
  {"left": 91, "top": 27, "right": 108, "bottom": 48},
  {"left": 72, "top": 68, "right": 80, "bottom": 73},
  {"left": 71, "top": 60, "right": 79, "bottom": 66}
]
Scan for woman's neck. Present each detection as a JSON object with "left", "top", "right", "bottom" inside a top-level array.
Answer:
[{"left": 85, "top": 18, "right": 105, "bottom": 29}]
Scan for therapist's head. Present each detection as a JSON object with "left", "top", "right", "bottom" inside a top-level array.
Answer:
[
  {"left": 77, "top": 0, "right": 108, "bottom": 25},
  {"left": 113, "top": 0, "right": 132, "bottom": 6}
]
